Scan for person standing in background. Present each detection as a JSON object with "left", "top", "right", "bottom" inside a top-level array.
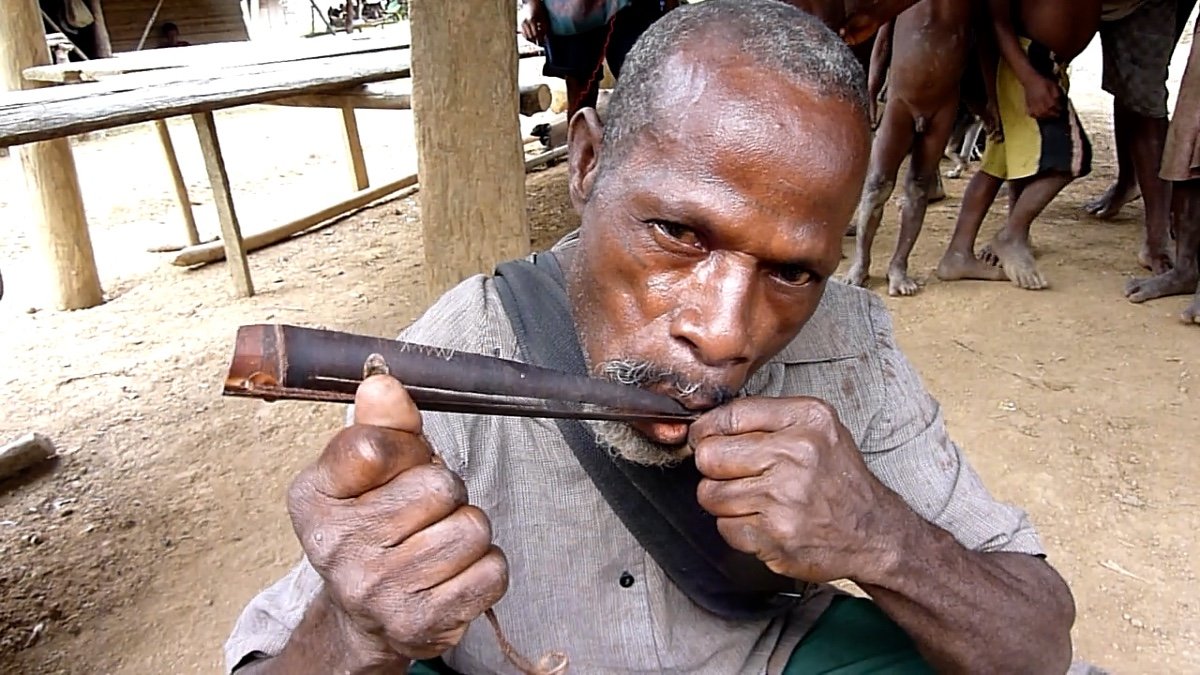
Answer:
[{"left": 520, "top": 0, "right": 678, "bottom": 119}]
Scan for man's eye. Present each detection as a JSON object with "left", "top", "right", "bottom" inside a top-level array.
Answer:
[
  {"left": 773, "top": 265, "right": 815, "bottom": 286},
  {"left": 650, "top": 220, "right": 701, "bottom": 247}
]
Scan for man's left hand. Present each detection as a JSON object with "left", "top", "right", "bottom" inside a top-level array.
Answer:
[{"left": 689, "top": 396, "right": 902, "bottom": 584}]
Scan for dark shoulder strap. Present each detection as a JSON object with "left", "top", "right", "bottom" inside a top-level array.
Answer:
[{"left": 493, "top": 252, "right": 799, "bottom": 621}]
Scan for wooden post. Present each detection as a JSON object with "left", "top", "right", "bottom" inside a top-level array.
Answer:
[
  {"left": 192, "top": 111, "right": 254, "bottom": 297},
  {"left": 341, "top": 105, "right": 369, "bottom": 190},
  {"left": 1, "top": 0, "right": 104, "bottom": 310},
  {"left": 409, "top": 0, "right": 529, "bottom": 300},
  {"left": 154, "top": 119, "right": 201, "bottom": 246},
  {"left": 89, "top": 0, "right": 113, "bottom": 58}
]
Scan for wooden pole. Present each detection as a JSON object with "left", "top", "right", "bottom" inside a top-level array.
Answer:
[
  {"left": 192, "top": 111, "right": 254, "bottom": 297},
  {"left": 136, "top": 0, "right": 166, "bottom": 51},
  {"left": 89, "top": 0, "right": 113, "bottom": 58},
  {"left": 341, "top": 105, "right": 369, "bottom": 190},
  {"left": 154, "top": 119, "right": 200, "bottom": 245},
  {"left": 1, "top": 0, "right": 104, "bottom": 310},
  {"left": 409, "top": 0, "right": 529, "bottom": 301}
]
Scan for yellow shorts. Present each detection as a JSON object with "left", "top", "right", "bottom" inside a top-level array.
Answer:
[{"left": 981, "top": 37, "right": 1092, "bottom": 181}]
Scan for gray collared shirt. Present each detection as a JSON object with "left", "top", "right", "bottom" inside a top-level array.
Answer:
[{"left": 223, "top": 235, "right": 1043, "bottom": 675}]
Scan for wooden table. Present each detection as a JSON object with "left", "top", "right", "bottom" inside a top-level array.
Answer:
[{"left": 3, "top": 32, "right": 547, "bottom": 299}]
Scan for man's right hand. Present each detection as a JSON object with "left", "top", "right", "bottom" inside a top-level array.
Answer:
[
  {"left": 1020, "top": 74, "right": 1063, "bottom": 120},
  {"left": 520, "top": 0, "right": 549, "bottom": 44},
  {"left": 286, "top": 374, "right": 509, "bottom": 666}
]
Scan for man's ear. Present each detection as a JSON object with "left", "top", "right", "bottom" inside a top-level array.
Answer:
[{"left": 568, "top": 108, "right": 605, "bottom": 211}]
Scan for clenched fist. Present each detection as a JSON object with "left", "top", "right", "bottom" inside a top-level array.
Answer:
[
  {"left": 689, "top": 396, "right": 906, "bottom": 585},
  {"left": 287, "top": 375, "right": 509, "bottom": 665}
]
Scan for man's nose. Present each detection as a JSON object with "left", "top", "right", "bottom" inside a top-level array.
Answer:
[{"left": 669, "top": 254, "right": 755, "bottom": 368}]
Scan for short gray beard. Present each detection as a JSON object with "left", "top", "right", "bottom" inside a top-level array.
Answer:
[
  {"left": 585, "top": 417, "right": 691, "bottom": 468},
  {"left": 584, "top": 358, "right": 733, "bottom": 468}
]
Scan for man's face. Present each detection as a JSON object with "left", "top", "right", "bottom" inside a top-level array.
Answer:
[{"left": 566, "top": 51, "right": 870, "bottom": 460}]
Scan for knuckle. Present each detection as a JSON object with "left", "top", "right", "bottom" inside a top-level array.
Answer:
[
  {"left": 480, "top": 546, "right": 511, "bottom": 598},
  {"left": 695, "top": 478, "right": 720, "bottom": 508},
  {"left": 332, "top": 563, "right": 383, "bottom": 616},
  {"left": 454, "top": 505, "right": 494, "bottom": 543}
]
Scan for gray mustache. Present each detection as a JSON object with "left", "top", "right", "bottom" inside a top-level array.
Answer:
[{"left": 597, "top": 359, "right": 735, "bottom": 406}]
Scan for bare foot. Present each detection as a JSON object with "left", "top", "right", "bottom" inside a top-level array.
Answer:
[
  {"left": 840, "top": 260, "right": 870, "bottom": 287},
  {"left": 887, "top": 265, "right": 921, "bottom": 296},
  {"left": 1123, "top": 268, "right": 1199, "bottom": 303},
  {"left": 1138, "top": 242, "right": 1174, "bottom": 275},
  {"left": 1084, "top": 181, "right": 1141, "bottom": 220},
  {"left": 1182, "top": 286, "right": 1200, "bottom": 325},
  {"left": 987, "top": 233, "right": 1048, "bottom": 289},
  {"left": 935, "top": 249, "right": 1007, "bottom": 281},
  {"left": 929, "top": 175, "right": 947, "bottom": 203}
]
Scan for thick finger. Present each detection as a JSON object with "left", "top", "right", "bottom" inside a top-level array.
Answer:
[
  {"left": 690, "top": 396, "right": 840, "bottom": 444},
  {"left": 356, "top": 463, "right": 469, "bottom": 547},
  {"left": 392, "top": 505, "right": 495, "bottom": 592},
  {"left": 696, "top": 476, "right": 770, "bottom": 518},
  {"left": 310, "top": 424, "right": 434, "bottom": 500},
  {"left": 714, "top": 514, "right": 766, "bottom": 557},
  {"left": 354, "top": 374, "right": 423, "bottom": 433},
  {"left": 692, "top": 431, "right": 777, "bottom": 480},
  {"left": 423, "top": 545, "right": 510, "bottom": 630}
]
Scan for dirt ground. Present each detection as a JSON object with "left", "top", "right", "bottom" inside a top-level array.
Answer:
[{"left": 1, "top": 34, "right": 1197, "bottom": 675}]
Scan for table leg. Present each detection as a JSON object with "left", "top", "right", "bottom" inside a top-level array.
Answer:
[
  {"left": 155, "top": 119, "right": 201, "bottom": 246},
  {"left": 341, "top": 105, "right": 370, "bottom": 191},
  {"left": 191, "top": 111, "right": 254, "bottom": 298}
]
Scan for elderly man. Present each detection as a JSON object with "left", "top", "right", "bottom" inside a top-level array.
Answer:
[{"left": 224, "top": 2, "right": 1077, "bottom": 673}]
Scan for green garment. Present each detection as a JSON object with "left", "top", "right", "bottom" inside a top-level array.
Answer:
[{"left": 409, "top": 595, "right": 934, "bottom": 674}]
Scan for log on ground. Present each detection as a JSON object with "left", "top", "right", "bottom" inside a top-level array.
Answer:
[{"left": 171, "top": 173, "right": 420, "bottom": 267}]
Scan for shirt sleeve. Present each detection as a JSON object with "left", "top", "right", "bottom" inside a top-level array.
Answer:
[
  {"left": 224, "top": 275, "right": 508, "bottom": 672},
  {"left": 857, "top": 294, "right": 1045, "bottom": 556},
  {"left": 223, "top": 558, "right": 324, "bottom": 673}
]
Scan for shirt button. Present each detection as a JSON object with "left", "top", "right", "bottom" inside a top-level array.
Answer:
[{"left": 619, "top": 571, "right": 635, "bottom": 588}]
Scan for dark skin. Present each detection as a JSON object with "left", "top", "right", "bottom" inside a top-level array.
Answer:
[
  {"left": 841, "top": 0, "right": 974, "bottom": 297},
  {"left": 1124, "top": 180, "right": 1200, "bottom": 308},
  {"left": 937, "top": 0, "right": 1100, "bottom": 289},
  {"left": 1085, "top": 105, "right": 1174, "bottom": 277},
  {"left": 239, "top": 45, "right": 1075, "bottom": 675}
]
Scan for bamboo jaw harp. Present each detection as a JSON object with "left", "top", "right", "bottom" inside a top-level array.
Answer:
[{"left": 222, "top": 324, "right": 702, "bottom": 426}]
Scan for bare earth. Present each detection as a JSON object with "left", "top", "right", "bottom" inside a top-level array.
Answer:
[{"left": 1, "top": 37, "right": 1197, "bottom": 675}]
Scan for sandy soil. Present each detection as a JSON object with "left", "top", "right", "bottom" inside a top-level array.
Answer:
[{"left": 0, "top": 32, "right": 1197, "bottom": 675}]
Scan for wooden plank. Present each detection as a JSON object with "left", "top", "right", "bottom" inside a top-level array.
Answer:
[
  {"left": 23, "top": 31, "right": 410, "bottom": 83},
  {"left": 191, "top": 111, "right": 254, "bottom": 297},
  {"left": 341, "top": 105, "right": 369, "bottom": 190},
  {"left": 0, "top": 50, "right": 412, "bottom": 148},
  {"left": 1, "top": 0, "right": 104, "bottom": 311},
  {"left": 101, "top": 0, "right": 251, "bottom": 53},
  {"left": 10, "top": 48, "right": 412, "bottom": 107},
  {"left": 410, "top": 0, "right": 529, "bottom": 300},
  {"left": 270, "top": 81, "right": 552, "bottom": 116},
  {"left": 154, "top": 119, "right": 201, "bottom": 246}
]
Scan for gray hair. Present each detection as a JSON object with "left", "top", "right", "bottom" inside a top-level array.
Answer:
[{"left": 599, "top": 0, "right": 868, "bottom": 170}]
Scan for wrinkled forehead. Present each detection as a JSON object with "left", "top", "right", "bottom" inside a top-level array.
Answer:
[{"left": 608, "top": 54, "right": 869, "bottom": 235}]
